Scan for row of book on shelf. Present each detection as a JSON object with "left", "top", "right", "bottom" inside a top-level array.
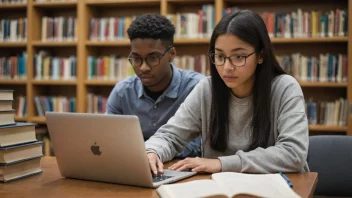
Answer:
[
  {"left": 0, "top": 0, "right": 26, "bottom": 3},
  {"left": 87, "top": 93, "right": 106, "bottom": 114},
  {"left": 49, "top": 8, "right": 214, "bottom": 42},
  {"left": 47, "top": 7, "right": 351, "bottom": 41},
  {"left": 33, "top": 54, "right": 211, "bottom": 80},
  {"left": 0, "top": 89, "right": 43, "bottom": 182},
  {"left": 85, "top": 53, "right": 351, "bottom": 82},
  {"left": 225, "top": 8, "right": 348, "bottom": 38},
  {"left": 10, "top": 93, "right": 351, "bottom": 128},
  {"left": 87, "top": 55, "right": 208, "bottom": 80},
  {"left": 0, "top": 51, "right": 27, "bottom": 80},
  {"left": 34, "top": 50, "right": 76, "bottom": 80},
  {"left": 0, "top": 0, "right": 75, "bottom": 4},
  {"left": 277, "top": 53, "right": 348, "bottom": 82},
  {"left": 87, "top": 54, "right": 210, "bottom": 80},
  {"left": 41, "top": 16, "right": 77, "bottom": 42},
  {"left": 89, "top": 4, "right": 215, "bottom": 41},
  {"left": 0, "top": 52, "right": 349, "bottom": 82},
  {"left": 0, "top": 18, "right": 27, "bottom": 42},
  {"left": 12, "top": 54, "right": 210, "bottom": 80},
  {"left": 86, "top": 93, "right": 349, "bottom": 127},
  {"left": 173, "top": 55, "right": 210, "bottom": 76},
  {"left": 87, "top": 56, "right": 133, "bottom": 81},
  {"left": 305, "top": 98, "right": 348, "bottom": 127},
  {"left": 89, "top": 17, "right": 132, "bottom": 41},
  {"left": 167, "top": 4, "right": 215, "bottom": 39},
  {"left": 0, "top": 8, "right": 349, "bottom": 43},
  {"left": 34, "top": 96, "right": 76, "bottom": 117},
  {"left": 0, "top": 51, "right": 76, "bottom": 80},
  {"left": 36, "top": 0, "right": 76, "bottom": 2}
]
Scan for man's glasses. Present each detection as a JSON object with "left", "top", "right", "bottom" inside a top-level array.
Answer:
[
  {"left": 128, "top": 46, "right": 173, "bottom": 67},
  {"left": 208, "top": 51, "right": 256, "bottom": 67}
]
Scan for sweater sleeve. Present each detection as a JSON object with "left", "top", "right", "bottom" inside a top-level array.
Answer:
[
  {"left": 218, "top": 77, "right": 309, "bottom": 173},
  {"left": 145, "top": 79, "right": 207, "bottom": 162}
]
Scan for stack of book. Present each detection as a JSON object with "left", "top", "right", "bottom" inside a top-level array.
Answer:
[{"left": 0, "top": 89, "right": 43, "bottom": 183}]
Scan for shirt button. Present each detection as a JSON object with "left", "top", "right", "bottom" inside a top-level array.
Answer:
[
  {"left": 154, "top": 105, "right": 157, "bottom": 109},
  {"left": 153, "top": 123, "right": 156, "bottom": 126}
]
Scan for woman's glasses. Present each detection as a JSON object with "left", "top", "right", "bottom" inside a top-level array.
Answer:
[{"left": 208, "top": 51, "right": 256, "bottom": 67}]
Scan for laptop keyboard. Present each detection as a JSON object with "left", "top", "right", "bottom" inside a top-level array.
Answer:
[{"left": 152, "top": 174, "right": 174, "bottom": 183}]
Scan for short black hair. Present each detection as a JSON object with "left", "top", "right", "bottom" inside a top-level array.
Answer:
[{"left": 127, "top": 13, "right": 175, "bottom": 47}]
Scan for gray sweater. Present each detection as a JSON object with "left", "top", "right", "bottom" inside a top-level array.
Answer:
[{"left": 145, "top": 75, "right": 310, "bottom": 173}]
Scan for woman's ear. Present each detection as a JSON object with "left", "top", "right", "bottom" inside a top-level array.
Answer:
[
  {"left": 257, "top": 50, "right": 264, "bottom": 64},
  {"left": 169, "top": 47, "right": 176, "bottom": 62}
]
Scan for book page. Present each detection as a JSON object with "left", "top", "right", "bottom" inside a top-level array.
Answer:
[
  {"left": 211, "top": 172, "right": 301, "bottom": 198},
  {"left": 157, "top": 179, "right": 229, "bottom": 198}
]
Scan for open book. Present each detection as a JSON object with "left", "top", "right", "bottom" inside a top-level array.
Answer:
[{"left": 156, "top": 172, "right": 301, "bottom": 198}]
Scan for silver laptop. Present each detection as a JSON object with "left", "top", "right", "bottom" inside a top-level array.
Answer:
[{"left": 45, "top": 112, "right": 196, "bottom": 188}]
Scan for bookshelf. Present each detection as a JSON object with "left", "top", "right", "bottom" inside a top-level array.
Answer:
[
  {"left": 270, "top": 37, "right": 348, "bottom": 43},
  {"left": 0, "top": 42, "right": 27, "bottom": 47},
  {"left": 0, "top": 79, "right": 27, "bottom": 84},
  {"left": 0, "top": 3, "right": 27, "bottom": 9},
  {"left": 0, "top": 0, "right": 350, "bottom": 136},
  {"left": 85, "top": 80, "right": 117, "bottom": 86},
  {"left": 31, "top": 116, "right": 46, "bottom": 124},
  {"left": 85, "top": 0, "right": 161, "bottom": 6},
  {"left": 308, "top": 124, "right": 348, "bottom": 132},
  {"left": 15, "top": 116, "right": 27, "bottom": 121},
  {"left": 32, "top": 41, "right": 77, "bottom": 47},
  {"left": 32, "top": 1, "right": 77, "bottom": 8},
  {"left": 31, "top": 80, "right": 77, "bottom": 85}
]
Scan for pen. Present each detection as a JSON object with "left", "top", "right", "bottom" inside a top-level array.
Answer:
[{"left": 279, "top": 172, "right": 293, "bottom": 188}]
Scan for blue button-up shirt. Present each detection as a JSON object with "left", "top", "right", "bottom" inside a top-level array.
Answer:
[{"left": 106, "top": 64, "right": 205, "bottom": 158}]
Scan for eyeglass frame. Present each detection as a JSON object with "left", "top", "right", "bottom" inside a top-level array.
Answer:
[
  {"left": 208, "top": 51, "right": 256, "bottom": 67},
  {"left": 127, "top": 45, "right": 173, "bottom": 67}
]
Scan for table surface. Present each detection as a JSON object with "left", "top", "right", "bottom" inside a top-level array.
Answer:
[{"left": 0, "top": 156, "right": 318, "bottom": 198}]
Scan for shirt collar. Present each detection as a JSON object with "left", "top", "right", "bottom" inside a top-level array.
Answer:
[{"left": 136, "top": 63, "right": 181, "bottom": 99}]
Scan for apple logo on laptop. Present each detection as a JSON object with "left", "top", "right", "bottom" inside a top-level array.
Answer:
[{"left": 91, "top": 142, "right": 102, "bottom": 156}]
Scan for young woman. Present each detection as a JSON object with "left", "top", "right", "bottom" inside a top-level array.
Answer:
[{"left": 145, "top": 9, "right": 309, "bottom": 175}]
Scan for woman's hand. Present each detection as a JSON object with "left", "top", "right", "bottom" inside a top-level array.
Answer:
[
  {"left": 168, "top": 157, "right": 222, "bottom": 173},
  {"left": 147, "top": 152, "right": 164, "bottom": 175}
]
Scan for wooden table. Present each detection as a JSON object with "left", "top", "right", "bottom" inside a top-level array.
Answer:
[{"left": 0, "top": 157, "right": 318, "bottom": 198}]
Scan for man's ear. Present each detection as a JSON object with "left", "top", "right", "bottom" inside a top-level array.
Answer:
[
  {"left": 169, "top": 47, "right": 176, "bottom": 62},
  {"left": 257, "top": 50, "right": 264, "bottom": 64}
]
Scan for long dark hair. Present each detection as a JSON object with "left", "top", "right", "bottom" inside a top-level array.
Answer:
[{"left": 208, "top": 9, "right": 286, "bottom": 152}]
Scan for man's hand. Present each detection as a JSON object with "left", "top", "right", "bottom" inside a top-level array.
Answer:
[
  {"left": 168, "top": 157, "right": 222, "bottom": 173},
  {"left": 147, "top": 152, "right": 164, "bottom": 175}
]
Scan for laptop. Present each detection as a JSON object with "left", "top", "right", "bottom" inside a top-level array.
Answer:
[{"left": 45, "top": 112, "right": 196, "bottom": 188}]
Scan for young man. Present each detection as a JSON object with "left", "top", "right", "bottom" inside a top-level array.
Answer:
[{"left": 106, "top": 13, "right": 205, "bottom": 158}]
